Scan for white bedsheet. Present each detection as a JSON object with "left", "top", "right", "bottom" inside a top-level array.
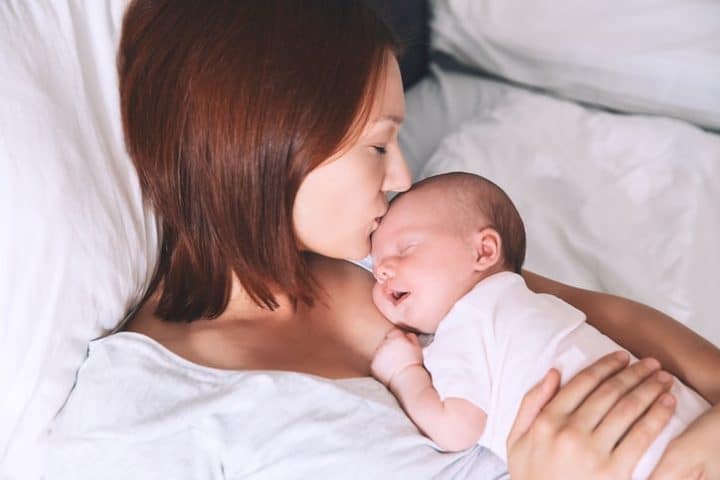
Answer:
[
  {"left": 45, "top": 332, "right": 509, "bottom": 479},
  {"left": 405, "top": 68, "right": 720, "bottom": 346}
]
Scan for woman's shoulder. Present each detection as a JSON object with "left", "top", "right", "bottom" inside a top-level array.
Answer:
[
  {"left": 307, "top": 255, "right": 393, "bottom": 358},
  {"left": 47, "top": 332, "right": 221, "bottom": 444},
  {"left": 57, "top": 332, "right": 236, "bottom": 408}
]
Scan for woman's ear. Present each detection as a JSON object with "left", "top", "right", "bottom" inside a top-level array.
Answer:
[{"left": 471, "top": 227, "right": 502, "bottom": 272}]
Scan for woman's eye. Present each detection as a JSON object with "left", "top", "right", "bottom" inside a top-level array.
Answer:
[{"left": 372, "top": 145, "right": 387, "bottom": 155}]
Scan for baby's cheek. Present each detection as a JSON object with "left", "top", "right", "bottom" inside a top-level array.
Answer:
[
  {"left": 371, "top": 284, "right": 387, "bottom": 314},
  {"left": 372, "top": 285, "right": 402, "bottom": 327},
  {"left": 420, "top": 292, "right": 450, "bottom": 331}
]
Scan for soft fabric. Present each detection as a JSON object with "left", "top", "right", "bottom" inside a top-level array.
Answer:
[
  {"left": 415, "top": 69, "right": 720, "bottom": 346},
  {"left": 424, "top": 272, "right": 710, "bottom": 478},
  {"left": 430, "top": 0, "right": 720, "bottom": 130},
  {"left": 0, "top": 1, "right": 157, "bottom": 477},
  {"left": 399, "top": 62, "right": 522, "bottom": 180},
  {"left": 45, "top": 332, "right": 509, "bottom": 479}
]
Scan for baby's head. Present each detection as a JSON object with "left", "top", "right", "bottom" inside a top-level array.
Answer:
[{"left": 370, "top": 172, "right": 525, "bottom": 333}]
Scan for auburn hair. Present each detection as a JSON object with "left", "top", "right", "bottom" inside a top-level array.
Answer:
[{"left": 118, "top": 0, "right": 398, "bottom": 322}]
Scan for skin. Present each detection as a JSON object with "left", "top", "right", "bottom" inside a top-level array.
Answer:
[
  {"left": 126, "top": 56, "right": 410, "bottom": 380},
  {"left": 125, "top": 54, "right": 720, "bottom": 478},
  {"left": 370, "top": 185, "right": 501, "bottom": 334},
  {"left": 293, "top": 55, "right": 410, "bottom": 261}
]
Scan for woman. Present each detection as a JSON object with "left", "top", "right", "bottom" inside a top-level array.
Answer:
[{"left": 47, "top": 1, "right": 720, "bottom": 478}]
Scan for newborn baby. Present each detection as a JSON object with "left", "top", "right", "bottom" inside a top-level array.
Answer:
[{"left": 369, "top": 172, "right": 709, "bottom": 478}]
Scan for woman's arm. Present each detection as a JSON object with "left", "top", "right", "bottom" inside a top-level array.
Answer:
[{"left": 523, "top": 270, "right": 720, "bottom": 404}]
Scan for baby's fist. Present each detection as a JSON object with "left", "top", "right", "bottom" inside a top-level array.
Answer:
[{"left": 371, "top": 328, "right": 423, "bottom": 386}]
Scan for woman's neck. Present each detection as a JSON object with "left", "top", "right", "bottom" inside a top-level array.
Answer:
[{"left": 120, "top": 256, "right": 384, "bottom": 378}]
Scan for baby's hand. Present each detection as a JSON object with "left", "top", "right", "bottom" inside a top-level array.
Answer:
[{"left": 371, "top": 328, "right": 423, "bottom": 387}]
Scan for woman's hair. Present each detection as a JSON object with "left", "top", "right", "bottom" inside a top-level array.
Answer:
[{"left": 118, "top": 0, "right": 399, "bottom": 322}]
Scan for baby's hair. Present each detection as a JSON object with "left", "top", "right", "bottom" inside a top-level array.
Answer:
[{"left": 405, "top": 172, "right": 526, "bottom": 273}]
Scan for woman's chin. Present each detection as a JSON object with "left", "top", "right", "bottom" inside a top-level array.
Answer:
[
  {"left": 344, "top": 239, "right": 371, "bottom": 261},
  {"left": 315, "top": 240, "right": 368, "bottom": 261}
]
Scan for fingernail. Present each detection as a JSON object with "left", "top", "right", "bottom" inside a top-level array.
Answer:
[
  {"left": 614, "top": 351, "right": 630, "bottom": 361},
  {"left": 660, "top": 393, "right": 675, "bottom": 407},
  {"left": 642, "top": 357, "right": 660, "bottom": 370},
  {"left": 656, "top": 370, "right": 672, "bottom": 383},
  {"left": 542, "top": 369, "right": 555, "bottom": 388}
]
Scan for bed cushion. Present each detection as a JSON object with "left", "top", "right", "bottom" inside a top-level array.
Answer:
[
  {"left": 0, "top": 1, "right": 157, "bottom": 477},
  {"left": 430, "top": 0, "right": 720, "bottom": 130}
]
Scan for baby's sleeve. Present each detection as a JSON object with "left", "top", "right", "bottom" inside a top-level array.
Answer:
[{"left": 422, "top": 311, "right": 492, "bottom": 413}]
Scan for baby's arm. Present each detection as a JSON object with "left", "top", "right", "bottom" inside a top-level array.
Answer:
[{"left": 371, "top": 329, "right": 487, "bottom": 452}]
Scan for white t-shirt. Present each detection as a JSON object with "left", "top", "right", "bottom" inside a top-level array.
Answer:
[
  {"left": 423, "top": 272, "right": 710, "bottom": 479},
  {"left": 44, "top": 332, "right": 509, "bottom": 479}
]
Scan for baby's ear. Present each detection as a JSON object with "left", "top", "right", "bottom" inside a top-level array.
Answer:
[{"left": 471, "top": 227, "right": 502, "bottom": 272}]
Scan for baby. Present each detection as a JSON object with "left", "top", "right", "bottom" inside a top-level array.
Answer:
[{"left": 369, "top": 172, "right": 709, "bottom": 478}]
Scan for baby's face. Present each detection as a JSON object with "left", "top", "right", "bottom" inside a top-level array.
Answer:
[{"left": 370, "top": 190, "right": 479, "bottom": 334}]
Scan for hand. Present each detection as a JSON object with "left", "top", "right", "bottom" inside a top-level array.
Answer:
[
  {"left": 649, "top": 403, "right": 720, "bottom": 480},
  {"left": 507, "top": 352, "right": 677, "bottom": 480},
  {"left": 370, "top": 328, "right": 423, "bottom": 386}
]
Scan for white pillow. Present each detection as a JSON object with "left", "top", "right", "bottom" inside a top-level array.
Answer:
[
  {"left": 431, "top": 0, "right": 720, "bottom": 130},
  {"left": 0, "top": 1, "right": 157, "bottom": 478},
  {"left": 400, "top": 63, "right": 515, "bottom": 180},
  {"left": 419, "top": 75, "right": 720, "bottom": 346}
]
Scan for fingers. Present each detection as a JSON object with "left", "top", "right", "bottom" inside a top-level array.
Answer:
[
  {"left": 405, "top": 332, "right": 420, "bottom": 346},
  {"left": 593, "top": 368, "right": 673, "bottom": 449},
  {"left": 543, "top": 351, "right": 630, "bottom": 420},
  {"left": 385, "top": 328, "right": 405, "bottom": 340},
  {"left": 507, "top": 368, "right": 561, "bottom": 450},
  {"left": 386, "top": 329, "right": 420, "bottom": 346},
  {"left": 612, "top": 393, "right": 676, "bottom": 476},
  {"left": 571, "top": 357, "right": 663, "bottom": 433}
]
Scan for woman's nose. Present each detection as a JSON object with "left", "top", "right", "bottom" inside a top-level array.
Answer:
[{"left": 382, "top": 144, "right": 412, "bottom": 193}]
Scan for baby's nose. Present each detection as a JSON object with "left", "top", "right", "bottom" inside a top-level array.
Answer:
[{"left": 373, "top": 261, "right": 394, "bottom": 283}]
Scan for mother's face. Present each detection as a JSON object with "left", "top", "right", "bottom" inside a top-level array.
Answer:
[{"left": 293, "top": 56, "right": 411, "bottom": 260}]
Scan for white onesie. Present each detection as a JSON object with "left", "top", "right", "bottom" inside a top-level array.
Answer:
[{"left": 423, "top": 272, "right": 710, "bottom": 479}]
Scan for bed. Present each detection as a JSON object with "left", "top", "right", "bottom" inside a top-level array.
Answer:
[{"left": 1, "top": 1, "right": 718, "bottom": 478}]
